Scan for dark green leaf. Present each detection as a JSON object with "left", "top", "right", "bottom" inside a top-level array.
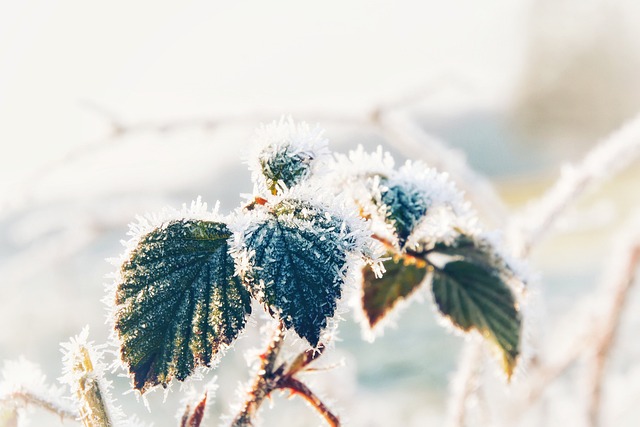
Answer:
[
  {"left": 114, "top": 220, "right": 251, "bottom": 392},
  {"left": 379, "top": 183, "right": 429, "bottom": 249},
  {"left": 260, "top": 149, "right": 313, "bottom": 195},
  {"left": 431, "top": 260, "right": 521, "bottom": 379},
  {"left": 241, "top": 200, "right": 352, "bottom": 346},
  {"left": 361, "top": 252, "right": 428, "bottom": 328}
]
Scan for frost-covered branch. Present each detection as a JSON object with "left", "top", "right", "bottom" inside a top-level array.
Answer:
[
  {"left": 0, "top": 389, "right": 79, "bottom": 422},
  {"left": 0, "top": 357, "right": 79, "bottom": 423},
  {"left": 510, "top": 113, "right": 640, "bottom": 256},
  {"left": 586, "top": 237, "right": 640, "bottom": 427},
  {"left": 61, "top": 327, "right": 117, "bottom": 427},
  {"left": 445, "top": 341, "right": 483, "bottom": 427}
]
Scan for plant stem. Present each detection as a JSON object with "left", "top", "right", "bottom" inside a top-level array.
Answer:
[
  {"left": 279, "top": 377, "right": 339, "bottom": 427},
  {"left": 230, "top": 323, "right": 340, "bottom": 427},
  {"left": 231, "top": 322, "right": 286, "bottom": 427}
]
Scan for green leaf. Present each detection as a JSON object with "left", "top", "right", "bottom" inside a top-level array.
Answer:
[
  {"left": 361, "top": 252, "right": 428, "bottom": 328},
  {"left": 241, "top": 199, "right": 352, "bottom": 346},
  {"left": 431, "top": 260, "right": 521, "bottom": 379},
  {"left": 261, "top": 149, "right": 313, "bottom": 195},
  {"left": 379, "top": 183, "right": 429, "bottom": 249},
  {"left": 114, "top": 219, "right": 251, "bottom": 393}
]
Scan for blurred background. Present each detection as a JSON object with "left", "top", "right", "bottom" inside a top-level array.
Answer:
[{"left": 2, "top": 1, "right": 640, "bottom": 426}]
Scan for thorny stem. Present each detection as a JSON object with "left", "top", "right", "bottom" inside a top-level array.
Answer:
[
  {"left": 586, "top": 244, "right": 640, "bottom": 427},
  {"left": 231, "top": 322, "right": 339, "bottom": 427}
]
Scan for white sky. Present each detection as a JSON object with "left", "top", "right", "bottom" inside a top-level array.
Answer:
[{"left": 0, "top": 0, "right": 532, "bottom": 190}]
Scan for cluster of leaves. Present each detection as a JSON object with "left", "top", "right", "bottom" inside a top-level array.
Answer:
[
  {"left": 111, "top": 118, "right": 379, "bottom": 393},
  {"left": 347, "top": 153, "right": 525, "bottom": 378},
  {"left": 111, "top": 117, "right": 525, "bottom": 400}
]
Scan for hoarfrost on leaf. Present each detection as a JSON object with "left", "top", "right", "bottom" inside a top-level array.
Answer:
[
  {"left": 113, "top": 219, "right": 251, "bottom": 393},
  {"left": 248, "top": 117, "right": 330, "bottom": 195},
  {"left": 372, "top": 161, "right": 473, "bottom": 251},
  {"left": 232, "top": 197, "right": 379, "bottom": 347}
]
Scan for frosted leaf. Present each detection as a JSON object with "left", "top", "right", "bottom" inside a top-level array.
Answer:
[
  {"left": 431, "top": 233, "right": 527, "bottom": 289},
  {"left": 114, "top": 219, "right": 251, "bottom": 393},
  {"left": 233, "top": 197, "right": 371, "bottom": 347},
  {"left": 373, "top": 161, "right": 473, "bottom": 251},
  {"left": 431, "top": 260, "right": 521, "bottom": 379},
  {"left": 248, "top": 117, "right": 330, "bottom": 195},
  {"left": 361, "top": 252, "right": 428, "bottom": 329}
]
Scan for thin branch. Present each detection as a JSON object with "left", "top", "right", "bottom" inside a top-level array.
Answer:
[
  {"left": 0, "top": 389, "right": 79, "bottom": 421},
  {"left": 445, "top": 340, "right": 483, "bottom": 427},
  {"left": 279, "top": 377, "right": 340, "bottom": 427},
  {"left": 510, "top": 112, "right": 640, "bottom": 257},
  {"left": 586, "top": 243, "right": 640, "bottom": 427}
]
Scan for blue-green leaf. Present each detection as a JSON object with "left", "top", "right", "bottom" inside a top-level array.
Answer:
[
  {"left": 114, "top": 219, "right": 251, "bottom": 392},
  {"left": 379, "top": 183, "right": 429, "bottom": 249},
  {"left": 431, "top": 260, "right": 521, "bottom": 379},
  {"left": 239, "top": 199, "right": 353, "bottom": 346},
  {"left": 260, "top": 149, "right": 314, "bottom": 195}
]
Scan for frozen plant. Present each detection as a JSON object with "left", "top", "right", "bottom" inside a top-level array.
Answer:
[{"left": 0, "top": 117, "right": 526, "bottom": 427}]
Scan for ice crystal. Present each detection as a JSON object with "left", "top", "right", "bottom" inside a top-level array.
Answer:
[{"left": 248, "top": 117, "right": 330, "bottom": 195}]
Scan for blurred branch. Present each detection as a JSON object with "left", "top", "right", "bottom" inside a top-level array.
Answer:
[
  {"left": 0, "top": 389, "right": 79, "bottom": 421},
  {"left": 445, "top": 341, "right": 483, "bottom": 427},
  {"left": 586, "top": 240, "right": 640, "bottom": 427},
  {"left": 509, "top": 112, "right": 640, "bottom": 257},
  {"left": 2, "top": 78, "right": 503, "bottom": 225},
  {"left": 450, "top": 113, "right": 640, "bottom": 426},
  {"left": 506, "top": 217, "right": 640, "bottom": 425}
]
